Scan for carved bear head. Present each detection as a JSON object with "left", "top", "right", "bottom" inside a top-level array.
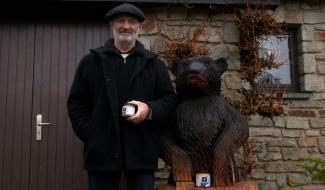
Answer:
[{"left": 174, "top": 56, "right": 228, "bottom": 99}]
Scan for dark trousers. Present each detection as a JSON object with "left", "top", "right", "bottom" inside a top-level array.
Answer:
[{"left": 87, "top": 170, "right": 155, "bottom": 190}]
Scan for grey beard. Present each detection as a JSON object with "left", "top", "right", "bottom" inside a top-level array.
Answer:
[{"left": 113, "top": 29, "right": 139, "bottom": 45}]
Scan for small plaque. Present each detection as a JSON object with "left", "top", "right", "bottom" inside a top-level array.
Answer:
[{"left": 196, "top": 172, "right": 211, "bottom": 187}]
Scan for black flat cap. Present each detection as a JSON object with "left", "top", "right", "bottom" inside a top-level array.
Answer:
[{"left": 105, "top": 3, "right": 145, "bottom": 22}]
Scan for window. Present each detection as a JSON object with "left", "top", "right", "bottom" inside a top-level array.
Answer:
[{"left": 257, "top": 29, "right": 298, "bottom": 91}]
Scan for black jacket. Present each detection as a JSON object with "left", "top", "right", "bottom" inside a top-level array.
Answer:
[{"left": 67, "top": 39, "right": 177, "bottom": 171}]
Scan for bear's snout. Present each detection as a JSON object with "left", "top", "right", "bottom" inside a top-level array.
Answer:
[{"left": 187, "top": 61, "right": 206, "bottom": 75}]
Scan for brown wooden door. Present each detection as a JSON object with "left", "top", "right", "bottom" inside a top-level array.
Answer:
[
  {"left": 0, "top": 22, "right": 35, "bottom": 190},
  {"left": 0, "top": 21, "right": 110, "bottom": 190}
]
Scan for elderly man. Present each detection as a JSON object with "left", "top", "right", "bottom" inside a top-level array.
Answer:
[{"left": 67, "top": 3, "right": 177, "bottom": 190}]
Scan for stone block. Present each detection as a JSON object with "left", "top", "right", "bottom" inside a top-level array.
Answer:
[
  {"left": 288, "top": 101, "right": 324, "bottom": 109},
  {"left": 223, "top": 22, "right": 239, "bottom": 43},
  {"left": 287, "top": 173, "right": 312, "bottom": 186},
  {"left": 298, "top": 137, "right": 317, "bottom": 147},
  {"left": 305, "top": 130, "right": 320, "bottom": 136},
  {"left": 285, "top": 12, "right": 303, "bottom": 24},
  {"left": 265, "top": 161, "right": 305, "bottom": 172},
  {"left": 282, "top": 129, "right": 304, "bottom": 138},
  {"left": 311, "top": 93, "right": 325, "bottom": 100},
  {"left": 257, "top": 182, "right": 267, "bottom": 190},
  {"left": 249, "top": 137, "right": 265, "bottom": 143},
  {"left": 276, "top": 173, "right": 287, "bottom": 187},
  {"left": 194, "top": 27, "right": 222, "bottom": 43},
  {"left": 319, "top": 136, "right": 325, "bottom": 153},
  {"left": 314, "top": 24, "right": 325, "bottom": 30},
  {"left": 221, "top": 89, "right": 241, "bottom": 102},
  {"left": 307, "top": 147, "right": 318, "bottom": 153},
  {"left": 248, "top": 114, "right": 273, "bottom": 127},
  {"left": 155, "top": 171, "right": 169, "bottom": 179},
  {"left": 208, "top": 45, "right": 240, "bottom": 71},
  {"left": 298, "top": 25, "right": 314, "bottom": 42},
  {"left": 319, "top": 110, "right": 325, "bottom": 118},
  {"left": 188, "top": 8, "right": 209, "bottom": 20},
  {"left": 273, "top": 116, "right": 285, "bottom": 128},
  {"left": 209, "top": 20, "right": 223, "bottom": 28},
  {"left": 300, "top": 74, "right": 325, "bottom": 92},
  {"left": 160, "top": 25, "right": 188, "bottom": 40},
  {"left": 258, "top": 151, "right": 282, "bottom": 161},
  {"left": 315, "top": 31, "right": 325, "bottom": 41},
  {"left": 267, "top": 139, "right": 297, "bottom": 147},
  {"left": 150, "top": 36, "right": 168, "bottom": 54},
  {"left": 250, "top": 169, "right": 265, "bottom": 179},
  {"left": 140, "top": 13, "right": 158, "bottom": 35},
  {"left": 298, "top": 42, "right": 324, "bottom": 53},
  {"left": 301, "top": 3, "right": 320, "bottom": 10},
  {"left": 138, "top": 36, "right": 151, "bottom": 50},
  {"left": 316, "top": 61, "right": 325, "bottom": 74},
  {"left": 208, "top": 44, "right": 227, "bottom": 60},
  {"left": 249, "top": 128, "right": 281, "bottom": 137},
  {"left": 155, "top": 6, "right": 188, "bottom": 21},
  {"left": 282, "top": 148, "right": 309, "bottom": 160},
  {"left": 226, "top": 46, "right": 241, "bottom": 71},
  {"left": 158, "top": 158, "right": 166, "bottom": 169},
  {"left": 273, "top": 6, "right": 285, "bottom": 23},
  {"left": 265, "top": 181, "right": 278, "bottom": 190},
  {"left": 166, "top": 20, "right": 203, "bottom": 27},
  {"left": 211, "top": 13, "right": 236, "bottom": 22},
  {"left": 265, "top": 173, "right": 276, "bottom": 180},
  {"left": 248, "top": 142, "right": 263, "bottom": 153},
  {"left": 299, "top": 54, "right": 316, "bottom": 74},
  {"left": 304, "top": 12, "right": 325, "bottom": 24},
  {"left": 222, "top": 71, "right": 241, "bottom": 90},
  {"left": 315, "top": 53, "right": 325, "bottom": 61},
  {"left": 310, "top": 118, "right": 325, "bottom": 128},
  {"left": 321, "top": 129, "right": 325, "bottom": 136},
  {"left": 286, "top": 117, "right": 310, "bottom": 129},
  {"left": 268, "top": 147, "right": 280, "bottom": 152},
  {"left": 288, "top": 110, "right": 316, "bottom": 117}
]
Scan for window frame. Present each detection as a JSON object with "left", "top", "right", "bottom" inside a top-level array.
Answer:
[{"left": 257, "top": 26, "right": 299, "bottom": 92}]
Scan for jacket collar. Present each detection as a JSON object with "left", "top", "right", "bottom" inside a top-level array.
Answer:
[{"left": 103, "top": 39, "right": 155, "bottom": 59}]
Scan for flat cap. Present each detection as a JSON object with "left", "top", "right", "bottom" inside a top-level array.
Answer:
[{"left": 105, "top": 3, "right": 145, "bottom": 22}]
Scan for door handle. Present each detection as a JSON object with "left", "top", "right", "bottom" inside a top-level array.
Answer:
[{"left": 36, "top": 114, "right": 51, "bottom": 141}]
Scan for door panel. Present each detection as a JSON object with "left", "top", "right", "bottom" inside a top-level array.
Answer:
[
  {"left": 0, "top": 20, "right": 110, "bottom": 190},
  {"left": 30, "top": 21, "right": 109, "bottom": 190},
  {"left": 0, "top": 22, "right": 35, "bottom": 190}
]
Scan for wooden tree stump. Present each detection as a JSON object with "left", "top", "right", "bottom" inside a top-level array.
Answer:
[
  {"left": 155, "top": 181, "right": 257, "bottom": 190},
  {"left": 193, "top": 182, "right": 257, "bottom": 190}
]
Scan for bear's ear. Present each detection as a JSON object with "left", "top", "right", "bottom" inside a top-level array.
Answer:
[{"left": 214, "top": 57, "right": 228, "bottom": 74}]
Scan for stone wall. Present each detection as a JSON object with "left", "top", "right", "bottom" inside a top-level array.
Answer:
[{"left": 137, "top": 1, "right": 325, "bottom": 189}]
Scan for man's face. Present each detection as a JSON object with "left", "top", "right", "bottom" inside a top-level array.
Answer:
[{"left": 110, "top": 14, "right": 142, "bottom": 44}]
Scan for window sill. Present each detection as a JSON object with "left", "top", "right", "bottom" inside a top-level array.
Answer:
[{"left": 283, "top": 92, "right": 312, "bottom": 100}]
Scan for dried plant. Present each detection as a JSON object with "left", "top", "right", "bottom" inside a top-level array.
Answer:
[
  {"left": 235, "top": 0, "right": 286, "bottom": 116},
  {"left": 162, "top": 25, "right": 209, "bottom": 74},
  {"left": 238, "top": 142, "right": 257, "bottom": 179}
]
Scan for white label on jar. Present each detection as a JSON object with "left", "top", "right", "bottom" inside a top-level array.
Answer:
[
  {"left": 121, "top": 104, "right": 136, "bottom": 117},
  {"left": 195, "top": 173, "right": 211, "bottom": 187}
]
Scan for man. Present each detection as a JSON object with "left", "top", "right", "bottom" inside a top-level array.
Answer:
[{"left": 67, "top": 3, "right": 177, "bottom": 190}]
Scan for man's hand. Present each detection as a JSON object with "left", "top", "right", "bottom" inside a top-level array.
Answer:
[{"left": 125, "top": 100, "right": 150, "bottom": 124}]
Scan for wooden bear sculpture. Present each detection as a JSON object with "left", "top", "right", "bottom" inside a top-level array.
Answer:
[{"left": 162, "top": 56, "right": 249, "bottom": 187}]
